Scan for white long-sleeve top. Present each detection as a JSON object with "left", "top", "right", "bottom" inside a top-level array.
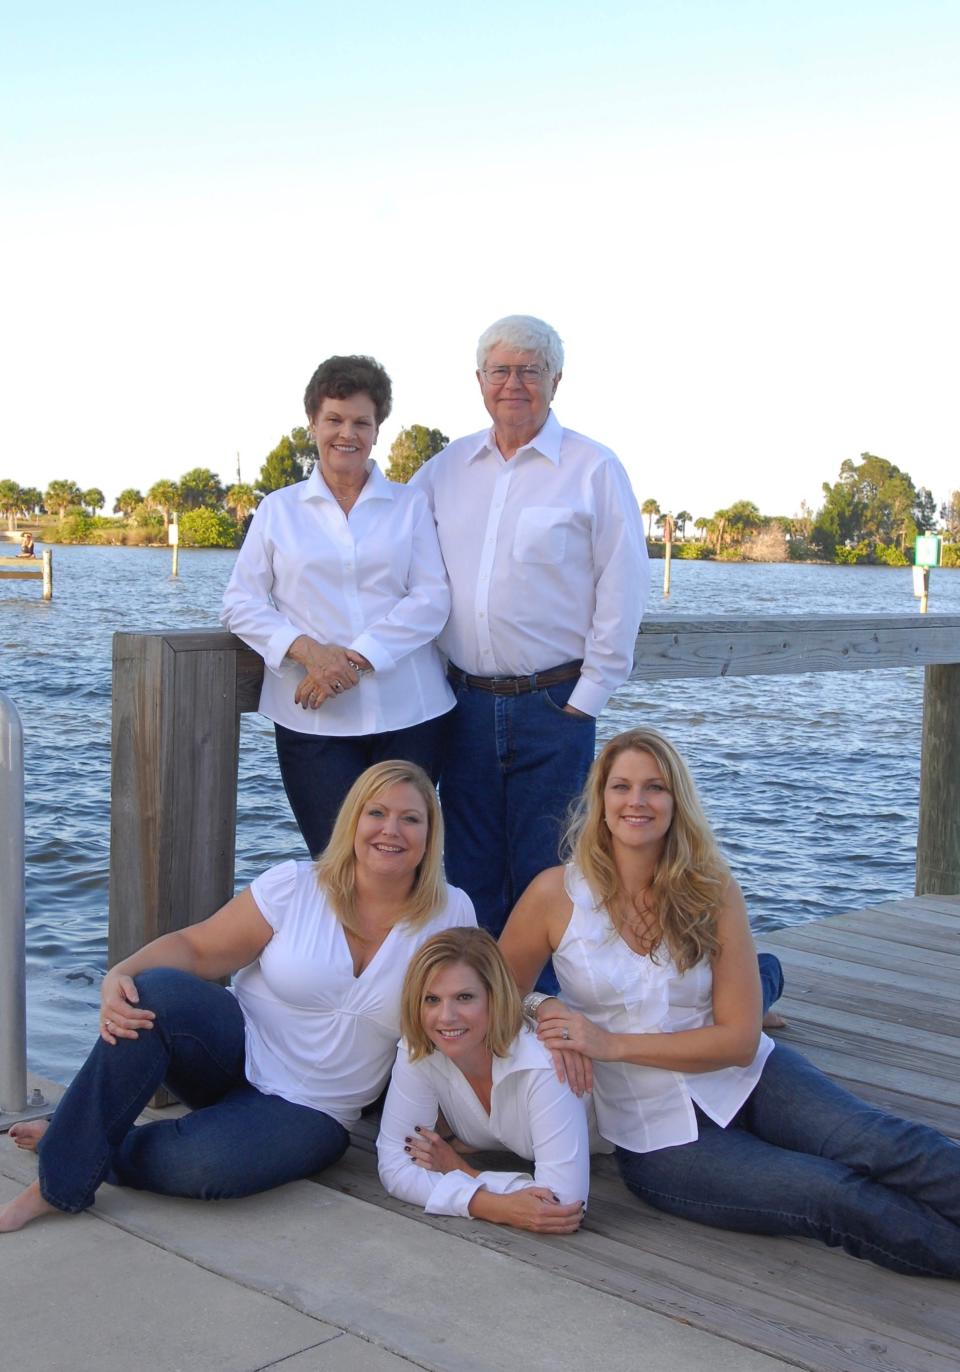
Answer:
[
  {"left": 221, "top": 461, "right": 454, "bottom": 735},
  {"left": 232, "top": 860, "right": 476, "bottom": 1125},
  {"left": 377, "top": 1027, "right": 590, "bottom": 1218},
  {"left": 410, "top": 410, "right": 648, "bottom": 718}
]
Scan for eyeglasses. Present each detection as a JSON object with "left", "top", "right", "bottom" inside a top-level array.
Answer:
[{"left": 481, "top": 365, "right": 550, "bottom": 384}]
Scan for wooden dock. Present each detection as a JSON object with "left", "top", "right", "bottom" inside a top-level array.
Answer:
[{"left": 323, "top": 894, "right": 960, "bottom": 1372}]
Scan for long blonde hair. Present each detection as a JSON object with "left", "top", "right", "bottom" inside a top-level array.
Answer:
[
  {"left": 400, "top": 928, "right": 523, "bottom": 1063},
  {"left": 565, "top": 729, "right": 728, "bottom": 971},
  {"left": 314, "top": 761, "right": 445, "bottom": 935}
]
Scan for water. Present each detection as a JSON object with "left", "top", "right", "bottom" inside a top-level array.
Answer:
[{"left": 2, "top": 546, "right": 958, "bottom": 1083}]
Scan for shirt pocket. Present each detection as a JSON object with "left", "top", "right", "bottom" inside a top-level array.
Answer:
[{"left": 513, "top": 506, "right": 572, "bottom": 565}]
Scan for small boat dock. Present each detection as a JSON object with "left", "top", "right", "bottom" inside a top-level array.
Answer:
[{"left": 3, "top": 893, "right": 958, "bottom": 1372}]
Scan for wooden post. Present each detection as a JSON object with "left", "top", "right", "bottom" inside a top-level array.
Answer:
[
  {"left": 109, "top": 633, "right": 242, "bottom": 967},
  {"left": 171, "top": 542, "right": 179, "bottom": 578},
  {"left": 916, "top": 663, "right": 960, "bottom": 895},
  {"left": 41, "top": 549, "right": 52, "bottom": 601},
  {"left": 662, "top": 516, "right": 673, "bottom": 597}
]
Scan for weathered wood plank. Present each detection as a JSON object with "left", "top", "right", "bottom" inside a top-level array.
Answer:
[
  {"left": 917, "top": 663, "right": 960, "bottom": 895},
  {"left": 785, "top": 909, "right": 960, "bottom": 953},
  {"left": 109, "top": 632, "right": 240, "bottom": 966},
  {"left": 765, "top": 927, "right": 960, "bottom": 978}
]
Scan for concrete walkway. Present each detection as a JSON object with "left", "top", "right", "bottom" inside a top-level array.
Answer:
[{"left": 0, "top": 1086, "right": 797, "bottom": 1372}]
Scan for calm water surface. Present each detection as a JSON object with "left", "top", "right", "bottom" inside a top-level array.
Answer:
[{"left": 3, "top": 546, "right": 958, "bottom": 1082}]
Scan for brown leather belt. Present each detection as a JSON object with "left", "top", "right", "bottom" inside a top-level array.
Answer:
[{"left": 447, "top": 660, "right": 583, "bottom": 696}]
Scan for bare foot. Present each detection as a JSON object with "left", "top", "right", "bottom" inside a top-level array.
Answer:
[
  {"left": 0, "top": 1181, "right": 58, "bottom": 1232},
  {"left": 8, "top": 1120, "right": 49, "bottom": 1152},
  {"left": 763, "top": 1009, "right": 787, "bottom": 1029}
]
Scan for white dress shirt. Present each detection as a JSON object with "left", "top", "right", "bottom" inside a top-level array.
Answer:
[
  {"left": 221, "top": 461, "right": 454, "bottom": 735},
  {"left": 233, "top": 860, "right": 476, "bottom": 1126},
  {"left": 411, "top": 410, "right": 649, "bottom": 718},
  {"left": 553, "top": 865, "right": 774, "bottom": 1153},
  {"left": 377, "top": 1026, "right": 590, "bottom": 1217}
]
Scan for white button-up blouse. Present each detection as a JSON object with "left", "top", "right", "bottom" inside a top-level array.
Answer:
[
  {"left": 221, "top": 461, "right": 455, "bottom": 735},
  {"left": 377, "top": 1027, "right": 590, "bottom": 1217},
  {"left": 232, "top": 860, "right": 476, "bottom": 1126},
  {"left": 553, "top": 866, "right": 774, "bottom": 1153}
]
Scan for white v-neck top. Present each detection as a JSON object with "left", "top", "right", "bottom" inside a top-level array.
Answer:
[
  {"left": 553, "top": 865, "right": 773, "bottom": 1152},
  {"left": 377, "top": 1027, "right": 590, "bottom": 1217},
  {"left": 231, "top": 860, "right": 476, "bottom": 1125}
]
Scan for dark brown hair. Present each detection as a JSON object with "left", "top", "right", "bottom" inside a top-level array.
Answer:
[{"left": 303, "top": 355, "right": 393, "bottom": 425}]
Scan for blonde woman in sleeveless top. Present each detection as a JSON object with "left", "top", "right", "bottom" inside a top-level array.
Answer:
[{"left": 500, "top": 728, "right": 960, "bottom": 1277}]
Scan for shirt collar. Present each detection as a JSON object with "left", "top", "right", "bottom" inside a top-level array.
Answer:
[
  {"left": 491, "top": 1025, "right": 553, "bottom": 1083},
  {"left": 299, "top": 459, "right": 394, "bottom": 504},
  {"left": 464, "top": 409, "right": 562, "bottom": 467}
]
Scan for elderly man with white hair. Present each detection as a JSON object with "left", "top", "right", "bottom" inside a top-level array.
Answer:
[{"left": 412, "top": 316, "right": 648, "bottom": 989}]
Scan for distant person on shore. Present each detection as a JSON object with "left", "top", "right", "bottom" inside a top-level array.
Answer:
[
  {"left": 377, "top": 928, "right": 588, "bottom": 1232},
  {"left": 0, "top": 762, "right": 475, "bottom": 1233},
  {"left": 411, "top": 315, "right": 648, "bottom": 984},
  {"left": 18, "top": 532, "right": 35, "bottom": 557},
  {"left": 222, "top": 355, "right": 453, "bottom": 857},
  {"left": 500, "top": 728, "right": 960, "bottom": 1277}
]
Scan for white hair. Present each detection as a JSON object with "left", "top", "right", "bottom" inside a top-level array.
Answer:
[{"left": 476, "top": 315, "right": 564, "bottom": 375}]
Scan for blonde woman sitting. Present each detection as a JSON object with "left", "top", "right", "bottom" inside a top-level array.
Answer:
[
  {"left": 501, "top": 727, "right": 960, "bottom": 1277},
  {"left": 377, "top": 928, "right": 588, "bottom": 1233},
  {"left": 2, "top": 762, "right": 474, "bottom": 1233}
]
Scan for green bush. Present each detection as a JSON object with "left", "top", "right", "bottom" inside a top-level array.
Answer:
[
  {"left": 178, "top": 508, "right": 239, "bottom": 548},
  {"left": 873, "top": 542, "right": 909, "bottom": 567},
  {"left": 672, "top": 541, "right": 712, "bottom": 559},
  {"left": 940, "top": 542, "right": 960, "bottom": 568},
  {"left": 132, "top": 504, "right": 164, "bottom": 532}
]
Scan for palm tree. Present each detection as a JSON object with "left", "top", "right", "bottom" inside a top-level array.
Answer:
[
  {"left": 225, "top": 483, "right": 258, "bottom": 523},
  {"left": 641, "top": 498, "right": 660, "bottom": 537},
  {"left": 147, "top": 479, "right": 180, "bottom": 532},
  {"left": 45, "top": 479, "right": 83, "bottom": 521},
  {"left": 114, "top": 488, "right": 144, "bottom": 518},
  {"left": 83, "top": 488, "right": 106, "bottom": 515},
  {"left": 675, "top": 510, "right": 692, "bottom": 539}
]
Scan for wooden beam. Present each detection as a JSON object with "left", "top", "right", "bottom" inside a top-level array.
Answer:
[
  {"left": 108, "top": 631, "right": 241, "bottom": 967},
  {"left": 916, "top": 663, "right": 960, "bottom": 896}
]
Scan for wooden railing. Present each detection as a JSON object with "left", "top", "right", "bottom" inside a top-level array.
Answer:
[{"left": 109, "top": 615, "right": 960, "bottom": 962}]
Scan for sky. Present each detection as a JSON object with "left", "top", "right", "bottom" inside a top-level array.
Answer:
[{"left": 3, "top": 1, "right": 958, "bottom": 522}]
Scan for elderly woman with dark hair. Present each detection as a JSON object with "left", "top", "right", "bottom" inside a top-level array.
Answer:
[
  {"left": 2, "top": 762, "right": 475, "bottom": 1232},
  {"left": 223, "top": 354, "right": 454, "bottom": 856}
]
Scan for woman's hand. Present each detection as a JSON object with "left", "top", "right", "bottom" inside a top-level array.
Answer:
[
  {"left": 405, "top": 1127, "right": 474, "bottom": 1176},
  {"left": 288, "top": 635, "right": 367, "bottom": 708},
  {"left": 470, "top": 1186, "right": 584, "bottom": 1234},
  {"left": 536, "top": 1006, "right": 614, "bottom": 1063},
  {"left": 99, "top": 969, "right": 155, "bottom": 1045}
]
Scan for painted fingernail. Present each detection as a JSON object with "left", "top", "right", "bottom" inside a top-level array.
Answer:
[
  {"left": 404, "top": 1145, "right": 411, "bottom": 1153},
  {"left": 414, "top": 1126, "right": 421, "bottom": 1133}
]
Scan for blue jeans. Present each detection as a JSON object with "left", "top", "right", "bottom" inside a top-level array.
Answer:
[
  {"left": 440, "top": 676, "right": 596, "bottom": 993},
  {"left": 38, "top": 969, "right": 349, "bottom": 1212},
  {"left": 615, "top": 1040, "right": 960, "bottom": 1277},
  {"left": 275, "top": 714, "right": 446, "bottom": 857}
]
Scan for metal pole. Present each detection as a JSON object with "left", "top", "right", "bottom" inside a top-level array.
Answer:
[{"left": 0, "top": 690, "right": 26, "bottom": 1114}]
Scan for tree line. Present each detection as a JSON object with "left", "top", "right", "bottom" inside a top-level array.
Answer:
[
  {"left": 2, "top": 439, "right": 956, "bottom": 561},
  {"left": 639, "top": 455, "right": 959, "bottom": 567}
]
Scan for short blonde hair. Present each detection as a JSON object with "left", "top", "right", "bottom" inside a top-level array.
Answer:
[
  {"left": 565, "top": 728, "right": 728, "bottom": 971},
  {"left": 315, "top": 761, "right": 445, "bottom": 936},
  {"left": 400, "top": 928, "right": 523, "bottom": 1063}
]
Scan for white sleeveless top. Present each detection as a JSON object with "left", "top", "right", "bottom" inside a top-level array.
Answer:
[{"left": 552, "top": 865, "right": 774, "bottom": 1152}]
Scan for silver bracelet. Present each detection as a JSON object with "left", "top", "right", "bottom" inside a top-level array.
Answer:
[{"left": 521, "top": 991, "right": 555, "bottom": 1020}]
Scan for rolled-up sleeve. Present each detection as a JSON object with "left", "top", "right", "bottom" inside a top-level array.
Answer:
[{"left": 568, "top": 459, "right": 648, "bottom": 717}]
